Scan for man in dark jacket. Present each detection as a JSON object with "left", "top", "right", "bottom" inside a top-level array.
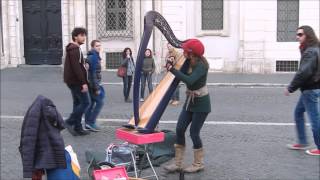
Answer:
[
  {"left": 285, "top": 25, "right": 320, "bottom": 156},
  {"left": 64, "top": 27, "right": 91, "bottom": 136},
  {"left": 19, "top": 95, "right": 66, "bottom": 178}
]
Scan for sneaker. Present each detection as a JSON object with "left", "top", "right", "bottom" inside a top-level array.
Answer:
[
  {"left": 171, "top": 100, "right": 179, "bottom": 106},
  {"left": 287, "top": 144, "right": 309, "bottom": 150},
  {"left": 125, "top": 98, "right": 132, "bottom": 103},
  {"left": 305, "top": 149, "right": 320, "bottom": 156},
  {"left": 169, "top": 100, "right": 173, "bottom": 104},
  {"left": 85, "top": 123, "right": 101, "bottom": 132},
  {"left": 74, "top": 127, "right": 90, "bottom": 136},
  {"left": 140, "top": 98, "right": 144, "bottom": 102},
  {"left": 64, "top": 120, "right": 78, "bottom": 136}
]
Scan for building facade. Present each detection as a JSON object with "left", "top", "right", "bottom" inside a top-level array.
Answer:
[{"left": 0, "top": 0, "right": 319, "bottom": 73}]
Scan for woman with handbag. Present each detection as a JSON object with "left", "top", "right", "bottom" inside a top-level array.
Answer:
[{"left": 120, "top": 47, "right": 135, "bottom": 103}]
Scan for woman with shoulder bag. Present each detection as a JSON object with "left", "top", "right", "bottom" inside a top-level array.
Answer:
[{"left": 121, "top": 47, "right": 135, "bottom": 103}]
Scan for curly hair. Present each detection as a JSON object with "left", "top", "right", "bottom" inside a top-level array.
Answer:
[
  {"left": 71, "top": 27, "right": 87, "bottom": 41},
  {"left": 145, "top": 49, "right": 153, "bottom": 58}
]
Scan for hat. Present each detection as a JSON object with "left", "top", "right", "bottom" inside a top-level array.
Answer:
[{"left": 182, "top": 39, "right": 205, "bottom": 57}]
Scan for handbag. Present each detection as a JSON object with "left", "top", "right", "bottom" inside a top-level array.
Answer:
[
  {"left": 105, "top": 142, "right": 136, "bottom": 167},
  {"left": 117, "top": 66, "right": 127, "bottom": 77}
]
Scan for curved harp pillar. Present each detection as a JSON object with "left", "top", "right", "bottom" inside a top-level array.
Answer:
[{"left": 123, "top": 11, "right": 190, "bottom": 133}]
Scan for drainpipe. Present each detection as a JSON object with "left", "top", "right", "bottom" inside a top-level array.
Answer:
[
  {"left": 140, "top": 0, "right": 142, "bottom": 38},
  {"left": 85, "top": 0, "right": 89, "bottom": 52},
  {"left": 152, "top": 0, "right": 155, "bottom": 55}
]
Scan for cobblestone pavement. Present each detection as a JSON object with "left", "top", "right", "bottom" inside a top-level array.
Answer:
[{"left": 1, "top": 67, "right": 319, "bottom": 180}]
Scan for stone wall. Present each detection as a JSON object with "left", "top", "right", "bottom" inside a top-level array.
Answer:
[
  {"left": 1, "top": 0, "right": 319, "bottom": 73},
  {"left": 1, "top": 0, "right": 24, "bottom": 68}
]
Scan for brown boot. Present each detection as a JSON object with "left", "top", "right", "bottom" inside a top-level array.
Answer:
[
  {"left": 164, "top": 144, "right": 185, "bottom": 172},
  {"left": 184, "top": 148, "right": 204, "bottom": 173}
]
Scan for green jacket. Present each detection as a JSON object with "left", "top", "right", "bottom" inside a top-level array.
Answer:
[
  {"left": 142, "top": 57, "right": 155, "bottom": 73},
  {"left": 170, "top": 60, "right": 211, "bottom": 113}
]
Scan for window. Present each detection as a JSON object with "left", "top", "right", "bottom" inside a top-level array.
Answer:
[
  {"left": 276, "top": 60, "right": 299, "bottom": 72},
  {"left": 96, "top": 0, "right": 133, "bottom": 40},
  {"left": 106, "top": 52, "right": 123, "bottom": 69},
  {"left": 195, "top": 0, "right": 229, "bottom": 36},
  {"left": 277, "top": 0, "right": 299, "bottom": 42},
  {"left": 201, "top": 0, "right": 223, "bottom": 30}
]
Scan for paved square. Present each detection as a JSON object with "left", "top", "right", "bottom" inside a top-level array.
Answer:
[{"left": 1, "top": 67, "right": 319, "bottom": 180}]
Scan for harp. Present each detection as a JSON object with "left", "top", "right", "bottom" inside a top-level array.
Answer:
[{"left": 123, "top": 11, "right": 190, "bottom": 133}]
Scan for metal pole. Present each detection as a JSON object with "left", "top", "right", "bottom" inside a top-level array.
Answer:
[
  {"left": 85, "top": 0, "right": 89, "bottom": 52},
  {"left": 152, "top": 0, "right": 155, "bottom": 55}
]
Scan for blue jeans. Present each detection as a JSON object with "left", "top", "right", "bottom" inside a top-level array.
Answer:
[
  {"left": 123, "top": 75, "right": 132, "bottom": 100},
  {"left": 85, "top": 86, "right": 105, "bottom": 125},
  {"left": 176, "top": 109, "right": 209, "bottom": 149},
  {"left": 140, "top": 72, "right": 153, "bottom": 99},
  {"left": 294, "top": 89, "right": 320, "bottom": 149},
  {"left": 66, "top": 85, "right": 91, "bottom": 130},
  {"left": 171, "top": 85, "right": 180, "bottom": 101}
]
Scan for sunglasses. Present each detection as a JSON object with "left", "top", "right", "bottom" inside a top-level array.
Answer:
[{"left": 296, "top": 33, "right": 304, "bottom": 37}]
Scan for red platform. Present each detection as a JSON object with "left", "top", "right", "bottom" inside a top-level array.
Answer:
[
  {"left": 93, "top": 166, "right": 128, "bottom": 180},
  {"left": 116, "top": 128, "right": 165, "bottom": 145}
]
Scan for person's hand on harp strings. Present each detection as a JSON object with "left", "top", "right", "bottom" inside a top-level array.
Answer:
[{"left": 165, "top": 56, "right": 175, "bottom": 71}]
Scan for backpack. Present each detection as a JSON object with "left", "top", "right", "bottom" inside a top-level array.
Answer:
[
  {"left": 135, "top": 129, "right": 176, "bottom": 169},
  {"left": 86, "top": 142, "right": 136, "bottom": 180},
  {"left": 105, "top": 142, "right": 136, "bottom": 167},
  {"left": 85, "top": 130, "right": 176, "bottom": 178}
]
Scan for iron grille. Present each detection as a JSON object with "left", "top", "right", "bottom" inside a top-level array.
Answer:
[
  {"left": 276, "top": 60, "right": 299, "bottom": 72},
  {"left": 96, "top": 0, "right": 133, "bottom": 40},
  {"left": 201, "top": 0, "right": 223, "bottom": 30},
  {"left": 106, "top": 52, "right": 123, "bottom": 69},
  {"left": 277, "top": 0, "right": 299, "bottom": 42}
]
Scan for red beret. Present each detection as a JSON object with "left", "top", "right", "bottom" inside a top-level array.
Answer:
[{"left": 182, "top": 39, "right": 205, "bottom": 57}]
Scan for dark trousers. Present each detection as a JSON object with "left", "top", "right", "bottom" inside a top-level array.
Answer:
[
  {"left": 123, "top": 75, "right": 132, "bottom": 100},
  {"left": 66, "top": 85, "right": 91, "bottom": 130},
  {"left": 176, "top": 109, "right": 209, "bottom": 149},
  {"left": 85, "top": 86, "right": 105, "bottom": 125},
  {"left": 140, "top": 72, "right": 153, "bottom": 99}
]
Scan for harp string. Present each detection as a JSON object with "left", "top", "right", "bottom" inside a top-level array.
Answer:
[{"left": 132, "top": 11, "right": 186, "bottom": 126}]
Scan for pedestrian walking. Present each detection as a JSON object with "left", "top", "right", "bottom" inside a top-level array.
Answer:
[
  {"left": 285, "top": 25, "right": 320, "bottom": 156},
  {"left": 140, "top": 49, "right": 155, "bottom": 102},
  {"left": 121, "top": 47, "right": 135, "bottom": 103},
  {"left": 63, "top": 27, "right": 91, "bottom": 136},
  {"left": 84, "top": 40, "right": 105, "bottom": 132},
  {"left": 166, "top": 43, "right": 181, "bottom": 106},
  {"left": 167, "top": 55, "right": 180, "bottom": 106},
  {"left": 164, "top": 39, "right": 211, "bottom": 173}
]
